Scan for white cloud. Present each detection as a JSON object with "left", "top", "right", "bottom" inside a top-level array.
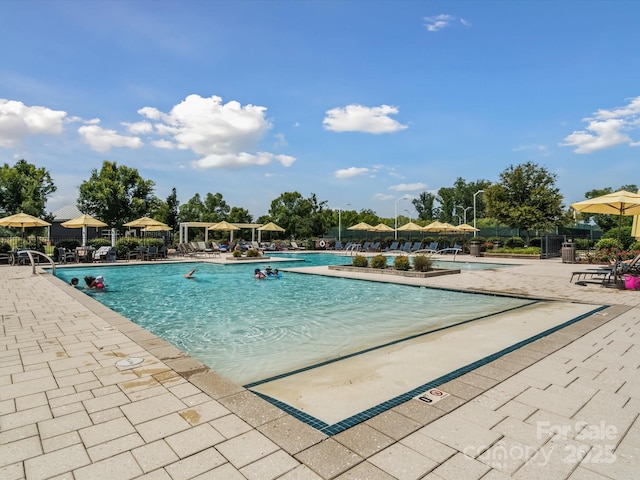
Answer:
[
  {"left": 0, "top": 99, "right": 66, "bottom": 147},
  {"left": 323, "top": 104, "right": 408, "bottom": 134},
  {"left": 335, "top": 167, "right": 369, "bottom": 179},
  {"left": 138, "top": 94, "right": 295, "bottom": 169},
  {"left": 424, "top": 14, "right": 470, "bottom": 32},
  {"left": 562, "top": 96, "right": 640, "bottom": 153},
  {"left": 374, "top": 193, "right": 395, "bottom": 201},
  {"left": 390, "top": 183, "right": 426, "bottom": 192},
  {"left": 124, "top": 121, "right": 153, "bottom": 135},
  {"left": 78, "top": 123, "right": 143, "bottom": 152}
]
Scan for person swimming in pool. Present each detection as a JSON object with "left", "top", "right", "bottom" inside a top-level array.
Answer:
[
  {"left": 254, "top": 268, "right": 265, "bottom": 279},
  {"left": 70, "top": 277, "right": 79, "bottom": 287},
  {"left": 184, "top": 269, "right": 196, "bottom": 279}
]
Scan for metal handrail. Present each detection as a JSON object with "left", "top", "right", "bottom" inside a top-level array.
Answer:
[{"left": 12, "top": 250, "right": 56, "bottom": 275}]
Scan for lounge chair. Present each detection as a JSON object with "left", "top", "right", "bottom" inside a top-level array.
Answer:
[
  {"left": 572, "top": 253, "right": 640, "bottom": 286},
  {"left": 291, "top": 241, "right": 306, "bottom": 250},
  {"left": 401, "top": 242, "right": 412, "bottom": 253},
  {"left": 369, "top": 241, "right": 380, "bottom": 252},
  {"left": 411, "top": 242, "right": 422, "bottom": 252},
  {"left": 383, "top": 241, "right": 400, "bottom": 252},
  {"left": 93, "top": 246, "right": 111, "bottom": 262},
  {"left": 361, "top": 241, "right": 371, "bottom": 252},
  {"left": 334, "top": 241, "right": 343, "bottom": 250}
]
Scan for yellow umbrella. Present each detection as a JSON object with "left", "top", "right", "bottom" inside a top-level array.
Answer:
[
  {"left": 123, "top": 216, "right": 168, "bottom": 228},
  {"left": 257, "top": 221, "right": 285, "bottom": 232},
  {"left": 369, "top": 223, "right": 395, "bottom": 233},
  {"left": 421, "top": 221, "right": 457, "bottom": 233},
  {"left": 142, "top": 224, "right": 173, "bottom": 232},
  {"left": 456, "top": 223, "right": 480, "bottom": 233},
  {"left": 347, "top": 222, "right": 374, "bottom": 231},
  {"left": 0, "top": 212, "right": 51, "bottom": 243},
  {"left": 396, "top": 221, "right": 423, "bottom": 232},
  {"left": 61, "top": 214, "right": 108, "bottom": 246},
  {"left": 208, "top": 220, "right": 240, "bottom": 231}
]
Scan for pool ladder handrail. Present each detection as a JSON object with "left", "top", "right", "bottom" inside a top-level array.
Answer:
[
  {"left": 11, "top": 250, "right": 56, "bottom": 275},
  {"left": 344, "top": 243, "right": 362, "bottom": 256}
]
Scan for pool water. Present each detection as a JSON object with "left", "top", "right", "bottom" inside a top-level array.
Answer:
[{"left": 55, "top": 258, "right": 531, "bottom": 385}]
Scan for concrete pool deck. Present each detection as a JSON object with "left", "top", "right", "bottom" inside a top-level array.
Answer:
[{"left": 1, "top": 254, "right": 640, "bottom": 479}]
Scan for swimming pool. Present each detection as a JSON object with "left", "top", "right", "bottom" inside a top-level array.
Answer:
[{"left": 55, "top": 259, "right": 532, "bottom": 385}]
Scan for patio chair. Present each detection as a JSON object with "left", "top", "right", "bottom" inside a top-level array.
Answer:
[
  {"left": 93, "top": 246, "right": 111, "bottom": 262},
  {"left": 58, "top": 247, "right": 77, "bottom": 264},
  {"left": 383, "top": 241, "right": 400, "bottom": 252},
  {"left": 572, "top": 253, "right": 640, "bottom": 286},
  {"left": 291, "top": 241, "right": 306, "bottom": 250},
  {"left": 411, "top": 242, "right": 422, "bottom": 252}
]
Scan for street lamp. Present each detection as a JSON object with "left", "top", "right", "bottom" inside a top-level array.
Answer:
[
  {"left": 337, "top": 203, "right": 350, "bottom": 243},
  {"left": 404, "top": 209, "right": 412, "bottom": 222},
  {"left": 473, "top": 190, "right": 485, "bottom": 237},
  {"left": 455, "top": 205, "right": 473, "bottom": 224},
  {"left": 394, "top": 195, "right": 410, "bottom": 239}
]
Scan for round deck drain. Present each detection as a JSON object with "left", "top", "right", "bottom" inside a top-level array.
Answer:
[{"left": 116, "top": 357, "right": 144, "bottom": 367}]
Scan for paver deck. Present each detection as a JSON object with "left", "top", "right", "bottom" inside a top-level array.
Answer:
[{"left": 1, "top": 254, "right": 640, "bottom": 479}]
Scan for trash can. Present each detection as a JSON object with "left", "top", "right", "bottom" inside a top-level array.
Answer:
[
  {"left": 561, "top": 242, "right": 576, "bottom": 263},
  {"left": 469, "top": 241, "right": 481, "bottom": 257}
]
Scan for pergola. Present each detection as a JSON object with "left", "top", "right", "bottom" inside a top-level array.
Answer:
[{"left": 178, "top": 222, "right": 265, "bottom": 244}]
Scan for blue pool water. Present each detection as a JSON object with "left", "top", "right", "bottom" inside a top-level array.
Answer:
[{"left": 55, "top": 257, "right": 529, "bottom": 385}]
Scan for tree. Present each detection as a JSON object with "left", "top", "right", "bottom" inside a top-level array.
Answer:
[
  {"left": 228, "top": 206, "right": 252, "bottom": 224},
  {"left": 0, "top": 159, "right": 56, "bottom": 216},
  {"left": 178, "top": 192, "right": 230, "bottom": 223},
  {"left": 412, "top": 192, "right": 437, "bottom": 220},
  {"left": 268, "top": 191, "right": 328, "bottom": 238},
  {"left": 77, "top": 160, "right": 155, "bottom": 228},
  {"left": 485, "top": 162, "right": 564, "bottom": 244},
  {"left": 154, "top": 188, "right": 180, "bottom": 230}
]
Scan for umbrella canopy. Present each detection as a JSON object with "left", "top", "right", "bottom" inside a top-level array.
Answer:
[
  {"left": 123, "top": 216, "right": 168, "bottom": 228},
  {"left": 208, "top": 220, "right": 240, "bottom": 231},
  {"left": 61, "top": 214, "right": 108, "bottom": 229},
  {"left": 347, "top": 222, "right": 374, "bottom": 231},
  {"left": 396, "top": 221, "right": 423, "bottom": 232},
  {"left": 456, "top": 223, "right": 480, "bottom": 233},
  {"left": 421, "top": 221, "right": 457, "bottom": 233},
  {"left": 257, "top": 221, "right": 285, "bottom": 232},
  {"left": 369, "top": 223, "right": 395, "bottom": 233},
  {"left": 571, "top": 190, "right": 640, "bottom": 249},
  {"left": 61, "top": 214, "right": 108, "bottom": 246},
  {"left": 142, "top": 224, "right": 173, "bottom": 232},
  {"left": 0, "top": 212, "right": 51, "bottom": 229}
]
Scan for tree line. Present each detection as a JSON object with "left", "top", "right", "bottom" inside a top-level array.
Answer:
[{"left": 1, "top": 158, "right": 636, "bottom": 242}]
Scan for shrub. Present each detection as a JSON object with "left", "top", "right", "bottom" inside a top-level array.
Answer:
[
  {"left": 232, "top": 249, "right": 242, "bottom": 257},
  {"left": 246, "top": 248, "right": 260, "bottom": 257},
  {"left": 88, "top": 238, "right": 112, "bottom": 249},
  {"left": 529, "top": 237, "right": 542, "bottom": 248},
  {"left": 116, "top": 238, "right": 140, "bottom": 258},
  {"left": 595, "top": 237, "right": 620, "bottom": 251},
  {"left": 413, "top": 254, "right": 433, "bottom": 272},
  {"left": 370, "top": 254, "right": 387, "bottom": 269},
  {"left": 505, "top": 236, "right": 525, "bottom": 248},
  {"left": 0, "top": 242, "right": 10, "bottom": 253},
  {"left": 574, "top": 238, "right": 591, "bottom": 250},
  {"left": 394, "top": 255, "right": 410, "bottom": 271},
  {"left": 352, "top": 255, "right": 368, "bottom": 267}
]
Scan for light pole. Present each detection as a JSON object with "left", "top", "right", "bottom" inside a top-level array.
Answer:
[
  {"left": 404, "top": 209, "right": 412, "bottom": 222},
  {"left": 455, "top": 205, "right": 472, "bottom": 224},
  {"left": 473, "top": 190, "right": 485, "bottom": 237},
  {"left": 337, "top": 203, "right": 350, "bottom": 243},
  {"left": 394, "top": 196, "right": 410, "bottom": 239}
]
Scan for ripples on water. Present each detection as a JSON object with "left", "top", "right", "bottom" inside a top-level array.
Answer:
[{"left": 56, "top": 255, "right": 528, "bottom": 384}]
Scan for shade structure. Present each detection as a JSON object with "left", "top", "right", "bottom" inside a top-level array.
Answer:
[
  {"left": 0, "top": 212, "right": 51, "bottom": 229},
  {"left": 208, "top": 220, "right": 240, "bottom": 231},
  {"left": 571, "top": 190, "right": 640, "bottom": 286},
  {"left": 456, "top": 223, "right": 480, "bottom": 233},
  {"left": 123, "top": 216, "right": 168, "bottom": 228},
  {"left": 347, "top": 222, "right": 374, "bottom": 231},
  {"left": 633, "top": 190, "right": 640, "bottom": 240},
  {"left": 61, "top": 214, "right": 108, "bottom": 246},
  {"left": 369, "top": 223, "right": 395, "bottom": 233},
  {"left": 142, "top": 224, "right": 173, "bottom": 232},
  {"left": 396, "top": 221, "right": 423, "bottom": 232},
  {"left": 257, "top": 222, "right": 285, "bottom": 232},
  {"left": 421, "top": 221, "right": 457, "bottom": 233}
]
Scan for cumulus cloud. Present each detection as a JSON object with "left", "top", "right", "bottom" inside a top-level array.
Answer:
[
  {"left": 124, "top": 121, "right": 153, "bottom": 135},
  {"left": 374, "top": 193, "right": 395, "bottom": 201},
  {"left": 0, "top": 99, "right": 66, "bottom": 147},
  {"left": 390, "top": 183, "right": 426, "bottom": 192},
  {"left": 335, "top": 167, "right": 370, "bottom": 179},
  {"left": 138, "top": 94, "right": 295, "bottom": 169},
  {"left": 78, "top": 123, "right": 143, "bottom": 152},
  {"left": 561, "top": 96, "right": 640, "bottom": 153},
  {"left": 424, "top": 14, "right": 471, "bottom": 32},
  {"left": 323, "top": 104, "right": 408, "bottom": 134}
]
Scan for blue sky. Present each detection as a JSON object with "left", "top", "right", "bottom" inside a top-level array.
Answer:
[{"left": 1, "top": 0, "right": 639, "bottom": 219}]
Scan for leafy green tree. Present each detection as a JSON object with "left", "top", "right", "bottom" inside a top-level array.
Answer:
[
  {"left": 436, "top": 177, "right": 491, "bottom": 224},
  {"left": 485, "top": 162, "right": 564, "bottom": 244},
  {"left": 0, "top": 159, "right": 56, "bottom": 216},
  {"left": 412, "top": 192, "right": 437, "bottom": 220},
  {"left": 179, "top": 192, "right": 230, "bottom": 223},
  {"left": 77, "top": 160, "right": 155, "bottom": 228},
  {"left": 228, "top": 206, "right": 252, "bottom": 223},
  {"left": 154, "top": 188, "right": 180, "bottom": 230},
  {"left": 268, "top": 191, "right": 328, "bottom": 238},
  {"left": 179, "top": 193, "right": 204, "bottom": 222}
]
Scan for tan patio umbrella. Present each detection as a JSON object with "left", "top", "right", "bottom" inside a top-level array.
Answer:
[
  {"left": 257, "top": 221, "right": 285, "bottom": 242},
  {"left": 369, "top": 223, "right": 395, "bottom": 233},
  {"left": 572, "top": 190, "right": 640, "bottom": 285},
  {"left": 456, "top": 223, "right": 480, "bottom": 233},
  {"left": 396, "top": 221, "right": 423, "bottom": 232},
  {"left": 61, "top": 214, "right": 108, "bottom": 246},
  {"left": 421, "top": 221, "right": 457, "bottom": 233},
  {"left": 208, "top": 220, "right": 241, "bottom": 242},
  {"left": 347, "top": 221, "right": 374, "bottom": 241},
  {"left": 123, "top": 216, "right": 168, "bottom": 228},
  {"left": 142, "top": 224, "right": 173, "bottom": 231},
  {"left": 0, "top": 212, "right": 51, "bottom": 243}
]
